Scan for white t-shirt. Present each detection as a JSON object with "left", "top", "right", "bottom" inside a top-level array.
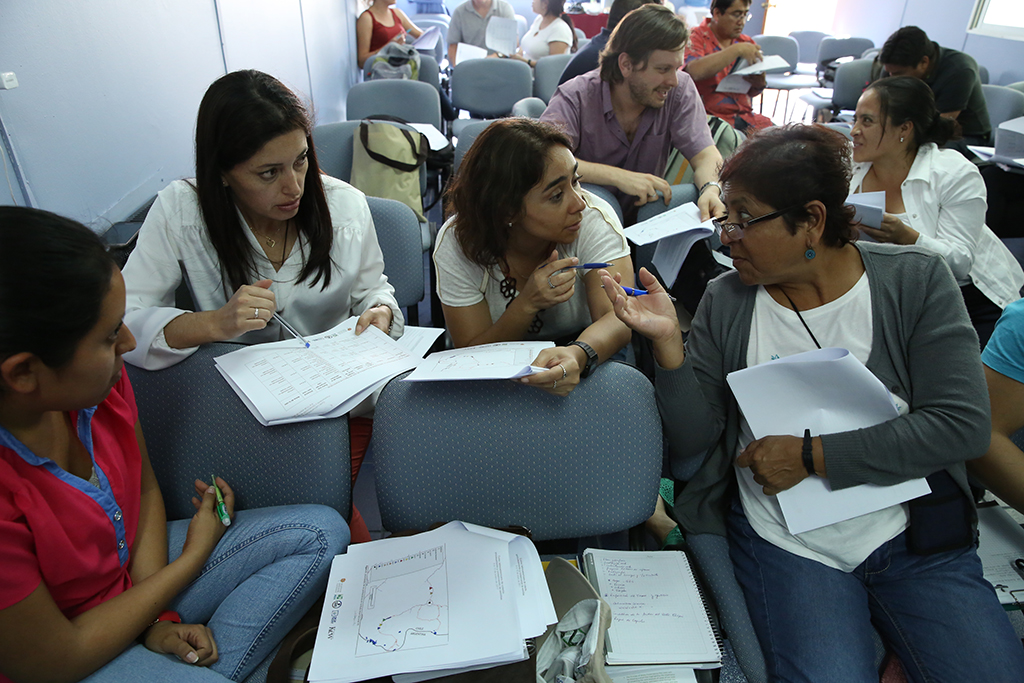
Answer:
[
  {"left": 735, "top": 273, "right": 913, "bottom": 573},
  {"left": 520, "top": 15, "right": 574, "bottom": 61},
  {"left": 432, "top": 190, "right": 628, "bottom": 341}
]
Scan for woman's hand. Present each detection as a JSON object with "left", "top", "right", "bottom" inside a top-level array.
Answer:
[
  {"left": 600, "top": 268, "right": 679, "bottom": 344},
  {"left": 180, "top": 477, "right": 234, "bottom": 564},
  {"left": 212, "top": 279, "right": 276, "bottom": 340},
  {"left": 860, "top": 213, "right": 920, "bottom": 245},
  {"left": 142, "top": 621, "right": 219, "bottom": 667},
  {"left": 519, "top": 251, "right": 579, "bottom": 315},
  {"left": 355, "top": 304, "right": 393, "bottom": 335},
  {"left": 519, "top": 346, "right": 581, "bottom": 396},
  {"left": 736, "top": 435, "right": 809, "bottom": 495}
]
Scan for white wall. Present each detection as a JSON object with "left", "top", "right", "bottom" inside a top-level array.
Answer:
[{"left": 0, "top": 0, "right": 361, "bottom": 229}]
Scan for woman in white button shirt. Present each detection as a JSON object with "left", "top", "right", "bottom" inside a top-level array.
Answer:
[
  {"left": 121, "top": 70, "right": 402, "bottom": 543},
  {"left": 849, "top": 76, "right": 1023, "bottom": 346}
]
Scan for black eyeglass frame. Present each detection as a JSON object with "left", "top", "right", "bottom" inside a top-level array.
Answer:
[{"left": 713, "top": 205, "right": 803, "bottom": 240}]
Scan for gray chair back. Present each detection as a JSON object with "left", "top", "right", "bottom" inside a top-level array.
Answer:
[
  {"left": 982, "top": 84, "right": 1024, "bottom": 130},
  {"left": 312, "top": 120, "right": 362, "bottom": 181},
  {"left": 129, "top": 344, "right": 352, "bottom": 521},
  {"left": 511, "top": 95, "right": 547, "bottom": 118},
  {"left": 417, "top": 54, "right": 441, "bottom": 90},
  {"left": 817, "top": 36, "right": 874, "bottom": 73},
  {"left": 979, "top": 64, "right": 989, "bottom": 85},
  {"left": 453, "top": 119, "right": 494, "bottom": 174},
  {"left": 533, "top": 52, "right": 574, "bottom": 103},
  {"left": 410, "top": 12, "right": 450, "bottom": 26},
  {"left": 411, "top": 18, "right": 447, "bottom": 65},
  {"left": 370, "top": 362, "right": 662, "bottom": 540},
  {"left": 450, "top": 57, "right": 533, "bottom": 118},
  {"left": 753, "top": 35, "right": 798, "bottom": 73},
  {"left": 515, "top": 14, "right": 528, "bottom": 40},
  {"left": 832, "top": 58, "right": 875, "bottom": 111},
  {"left": 346, "top": 78, "right": 442, "bottom": 129},
  {"left": 788, "top": 30, "right": 829, "bottom": 63},
  {"left": 1007, "top": 81, "right": 1024, "bottom": 96},
  {"left": 365, "top": 196, "right": 424, "bottom": 311}
]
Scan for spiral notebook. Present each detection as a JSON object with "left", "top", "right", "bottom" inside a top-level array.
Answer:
[{"left": 582, "top": 549, "right": 722, "bottom": 668}]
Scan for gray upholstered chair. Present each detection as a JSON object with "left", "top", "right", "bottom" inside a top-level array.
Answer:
[
  {"left": 129, "top": 343, "right": 352, "bottom": 522},
  {"left": 511, "top": 95, "right": 547, "bottom": 118},
  {"left": 533, "top": 52, "right": 573, "bottom": 103},
  {"left": 752, "top": 34, "right": 818, "bottom": 120},
  {"left": 365, "top": 196, "right": 424, "bottom": 324},
  {"left": 452, "top": 119, "right": 493, "bottom": 175},
  {"left": 982, "top": 84, "right": 1024, "bottom": 130},
  {"left": 449, "top": 58, "right": 533, "bottom": 136},
  {"left": 815, "top": 36, "right": 874, "bottom": 82},
  {"left": 346, "top": 78, "right": 442, "bottom": 130},
  {"left": 788, "top": 30, "right": 830, "bottom": 73},
  {"left": 369, "top": 361, "right": 662, "bottom": 541}
]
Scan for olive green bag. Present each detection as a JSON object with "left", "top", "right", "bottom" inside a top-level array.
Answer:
[{"left": 350, "top": 119, "right": 428, "bottom": 222}]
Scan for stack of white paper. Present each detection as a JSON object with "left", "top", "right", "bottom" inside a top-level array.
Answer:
[
  {"left": 726, "top": 348, "right": 930, "bottom": 534},
  {"left": 484, "top": 16, "right": 518, "bottom": 57},
  {"left": 214, "top": 318, "right": 442, "bottom": 426},
  {"left": 716, "top": 55, "right": 791, "bottom": 93},
  {"left": 403, "top": 341, "right": 552, "bottom": 382},
  {"left": 308, "top": 522, "right": 556, "bottom": 683},
  {"left": 847, "top": 190, "right": 886, "bottom": 231},
  {"left": 622, "top": 202, "right": 715, "bottom": 287}
]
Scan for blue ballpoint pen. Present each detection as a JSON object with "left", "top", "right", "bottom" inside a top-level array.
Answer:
[
  {"left": 273, "top": 312, "right": 311, "bottom": 348},
  {"left": 603, "top": 285, "right": 678, "bottom": 302},
  {"left": 555, "top": 262, "right": 612, "bottom": 274}
]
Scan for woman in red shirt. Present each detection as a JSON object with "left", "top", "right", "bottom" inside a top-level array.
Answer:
[
  {"left": 356, "top": 0, "right": 423, "bottom": 69},
  {"left": 0, "top": 208, "right": 348, "bottom": 682}
]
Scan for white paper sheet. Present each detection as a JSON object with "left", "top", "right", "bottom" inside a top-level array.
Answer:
[
  {"left": 485, "top": 16, "right": 518, "bottom": 56},
  {"left": 408, "top": 123, "right": 449, "bottom": 152},
  {"left": 976, "top": 505, "right": 1024, "bottom": 605},
  {"left": 967, "top": 145, "right": 1024, "bottom": 169},
  {"left": 715, "top": 74, "right": 751, "bottom": 94},
  {"left": 606, "top": 666, "right": 699, "bottom": 682},
  {"left": 622, "top": 202, "right": 715, "bottom": 246},
  {"left": 309, "top": 522, "right": 550, "bottom": 683},
  {"left": 732, "top": 54, "right": 790, "bottom": 75},
  {"left": 847, "top": 190, "right": 886, "bottom": 230},
  {"left": 454, "top": 42, "right": 487, "bottom": 64},
  {"left": 411, "top": 26, "right": 441, "bottom": 50},
  {"left": 402, "top": 341, "right": 553, "bottom": 381},
  {"left": 726, "top": 348, "right": 930, "bottom": 534},
  {"left": 213, "top": 318, "right": 418, "bottom": 425}
]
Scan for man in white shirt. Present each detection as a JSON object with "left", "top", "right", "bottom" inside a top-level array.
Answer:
[{"left": 447, "top": 0, "right": 516, "bottom": 66}]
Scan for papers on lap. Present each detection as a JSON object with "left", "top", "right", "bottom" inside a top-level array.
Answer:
[
  {"left": 976, "top": 505, "right": 1024, "bottom": 605},
  {"left": 484, "top": 16, "right": 518, "bottom": 57},
  {"left": 214, "top": 318, "right": 441, "bottom": 426},
  {"left": 403, "top": 341, "right": 552, "bottom": 381},
  {"left": 847, "top": 190, "right": 885, "bottom": 231},
  {"left": 727, "top": 348, "right": 930, "bottom": 534},
  {"left": 622, "top": 202, "right": 715, "bottom": 287},
  {"left": 308, "top": 522, "right": 555, "bottom": 683}
]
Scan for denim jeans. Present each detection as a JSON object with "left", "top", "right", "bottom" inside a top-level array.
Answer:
[
  {"left": 727, "top": 501, "right": 1024, "bottom": 683},
  {"left": 82, "top": 504, "right": 349, "bottom": 682}
]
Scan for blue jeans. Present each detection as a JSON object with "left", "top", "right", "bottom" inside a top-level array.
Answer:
[
  {"left": 727, "top": 501, "right": 1024, "bottom": 683},
  {"left": 82, "top": 504, "right": 349, "bottom": 682}
]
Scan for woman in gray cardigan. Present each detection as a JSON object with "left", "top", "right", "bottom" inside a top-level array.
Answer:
[{"left": 601, "top": 125, "right": 1024, "bottom": 682}]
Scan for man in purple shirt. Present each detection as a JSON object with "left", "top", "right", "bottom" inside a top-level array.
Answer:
[{"left": 540, "top": 4, "right": 725, "bottom": 223}]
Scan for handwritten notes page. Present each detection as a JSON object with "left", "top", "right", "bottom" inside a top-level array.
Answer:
[
  {"left": 582, "top": 549, "right": 721, "bottom": 667},
  {"left": 403, "top": 341, "right": 553, "bottom": 382}
]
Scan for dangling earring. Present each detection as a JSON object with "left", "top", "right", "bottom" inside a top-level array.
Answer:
[{"left": 805, "top": 248, "right": 816, "bottom": 260}]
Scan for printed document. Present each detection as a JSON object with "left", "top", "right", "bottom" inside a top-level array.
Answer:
[
  {"left": 622, "top": 202, "right": 714, "bottom": 288},
  {"left": 977, "top": 505, "right": 1024, "bottom": 605},
  {"left": 727, "top": 348, "right": 930, "bottom": 534},
  {"left": 308, "top": 522, "right": 554, "bottom": 683},
  {"left": 411, "top": 26, "right": 441, "bottom": 50},
  {"left": 454, "top": 42, "right": 487, "bottom": 64},
  {"left": 485, "top": 16, "right": 518, "bottom": 56},
  {"left": 403, "top": 341, "right": 553, "bottom": 381},
  {"left": 214, "top": 318, "right": 418, "bottom": 425},
  {"left": 847, "top": 190, "right": 886, "bottom": 230}
]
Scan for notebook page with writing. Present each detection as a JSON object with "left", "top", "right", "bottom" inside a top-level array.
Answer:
[{"left": 582, "top": 549, "right": 721, "bottom": 666}]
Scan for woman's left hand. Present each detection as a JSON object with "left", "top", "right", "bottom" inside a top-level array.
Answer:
[
  {"left": 143, "top": 621, "right": 219, "bottom": 667},
  {"left": 519, "top": 347, "right": 581, "bottom": 396},
  {"left": 860, "top": 213, "right": 920, "bottom": 245},
  {"left": 736, "top": 435, "right": 808, "bottom": 495},
  {"left": 355, "top": 304, "right": 393, "bottom": 335}
]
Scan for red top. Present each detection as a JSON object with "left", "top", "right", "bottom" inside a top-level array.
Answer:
[
  {"left": 684, "top": 18, "right": 772, "bottom": 131},
  {"left": 0, "top": 373, "right": 141, "bottom": 623},
  {"left": 368, "top": 7, "right": 404, "bottom": 54}
]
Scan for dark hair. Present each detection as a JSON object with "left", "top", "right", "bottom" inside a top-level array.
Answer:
[
  {"left": 538, "top": 0, "right": 578, "bottom": 52},
  {"left": 711, "top": 0, "right": 748, "bottom": 15},
  {"left": 0, "top": 207, "right": 115, "bottom": 368},
  {"left": 194, "top": 70, "right": 333, "bottom": 294},
  {"left": 879, "top": 26, "right": 936, "bottom": 68},
  {"left": 608, "top": 0, "right": 660, "bottom": 31},
  {"left": 863, "top": 76, "right": 959, "bottom": 152},
  {"left": 720, "top": 124, "right": 857, "bottom": 249},
  {"left": 445, "top": 118, "right": 573, "bottom": 268},
  {"left": 599, "top": 4, "right": 688, "bottom": 84}
]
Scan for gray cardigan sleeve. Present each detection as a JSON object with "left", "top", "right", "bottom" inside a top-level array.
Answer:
[{"left": 823, "top": 249, "right": 991, "bottom": 490}]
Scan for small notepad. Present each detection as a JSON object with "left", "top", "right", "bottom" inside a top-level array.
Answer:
[{"left": 582, "top": 549, "right": 722, "bottom": 667}]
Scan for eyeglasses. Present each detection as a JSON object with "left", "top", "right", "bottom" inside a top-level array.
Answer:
[
  {"left": 726, "top": 11, "right": 753, "bottom": 22},
  {"left": 713, "top": 205, "right": 801, "bottom": 240}
]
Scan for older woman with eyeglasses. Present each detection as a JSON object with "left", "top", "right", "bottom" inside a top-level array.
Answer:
[{"left": 601, "top": 124, "right": 1024, "bottom": 682}]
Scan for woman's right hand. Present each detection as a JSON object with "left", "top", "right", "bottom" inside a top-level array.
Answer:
[
  {"left": 212, "top": 279, "right": 276, "bottom": 341},
  {"left": 519, "top": 251, "right": 579, "bottom": 315},
  {"left": 180, "top": 477, "right": 234, "bottom": 565}
]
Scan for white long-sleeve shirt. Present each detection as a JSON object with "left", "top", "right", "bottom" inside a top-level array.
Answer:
[
  {"left": 851, "top": 142, "right": 1022, "bottom": 309},
  {"left": 122, "top": 176, "right": 403, "bottom": 371}
]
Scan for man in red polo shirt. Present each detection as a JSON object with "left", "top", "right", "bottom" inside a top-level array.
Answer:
[{"left": 683, "top": 0, "right": 772, "bottom": 131}]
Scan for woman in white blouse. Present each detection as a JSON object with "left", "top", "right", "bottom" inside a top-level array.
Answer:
[
  {"left": 849, "top": 76, "right": 1023, "bottom": 345},
  {"left": 516, "top": 0, "right": 577, "bottom": 66},
  {"left": 121, "top": 69, "right": 402, "bottom": 543}
]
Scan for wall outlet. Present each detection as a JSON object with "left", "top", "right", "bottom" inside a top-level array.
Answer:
[{"left": 0, "top": 72, "right": 19, "bottom": 90}]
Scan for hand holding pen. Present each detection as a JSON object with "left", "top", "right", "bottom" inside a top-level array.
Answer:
[
  {"left": 599, "top": 267, "right": 683, "bottom": 351},
  {"left": 184, "top": 476, "right": 235, "bottom": 559}
]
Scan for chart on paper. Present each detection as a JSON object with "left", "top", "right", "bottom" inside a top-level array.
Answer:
[{"left": 356, "top": 546, "right": 450, "bottom": 656}]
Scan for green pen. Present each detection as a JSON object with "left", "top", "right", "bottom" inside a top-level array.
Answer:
[{"left": 211, "top": 475, "right": 231, "bottom": 527}]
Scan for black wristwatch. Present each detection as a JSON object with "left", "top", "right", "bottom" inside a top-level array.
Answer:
[{"left": 568, "top": 340, "right": 598, "bottom": 378}]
